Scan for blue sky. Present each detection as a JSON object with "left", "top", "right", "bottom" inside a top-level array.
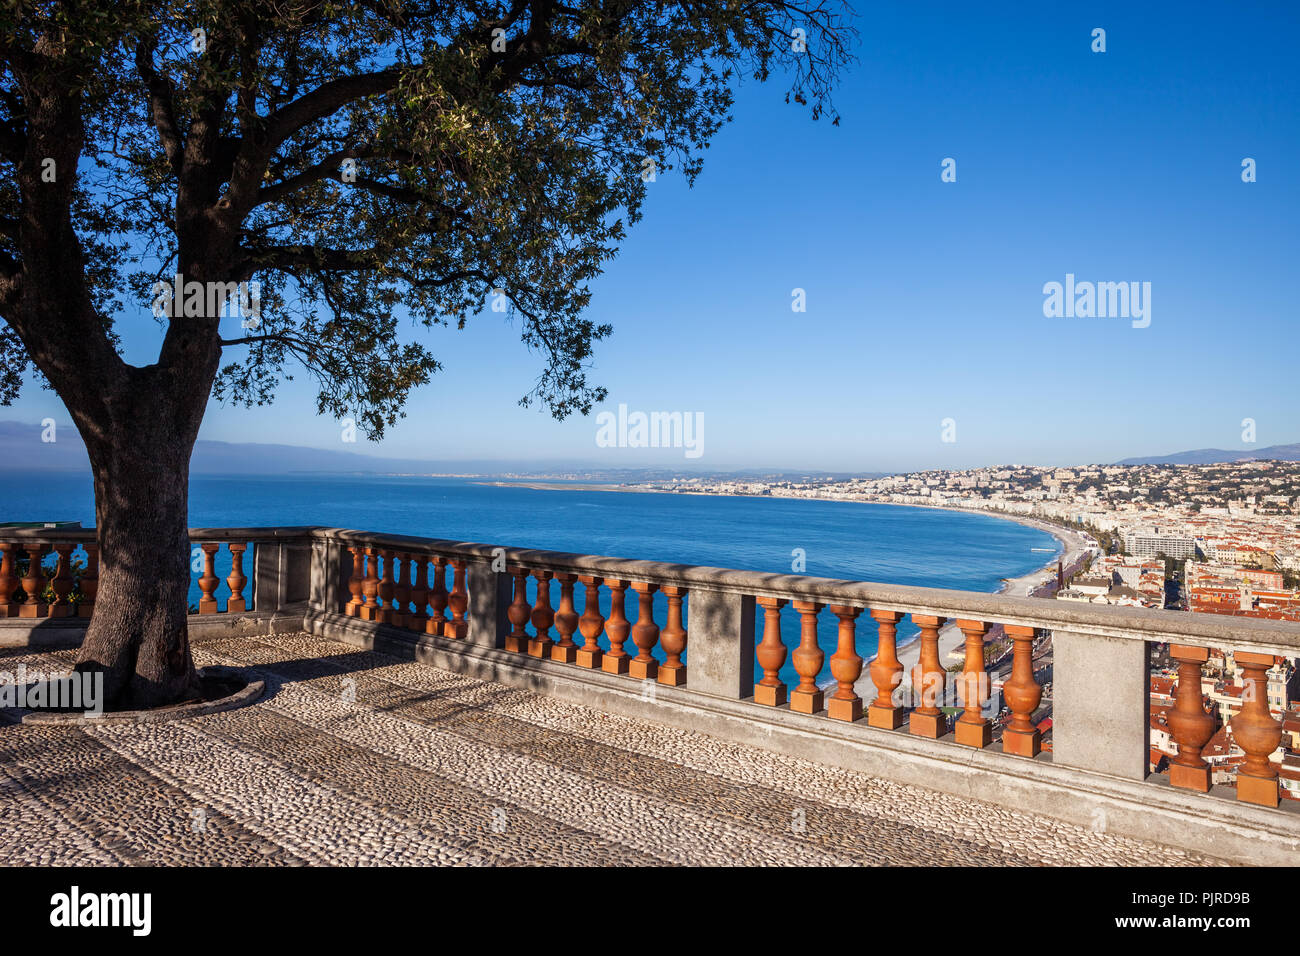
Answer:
[{"left": 8, "top": 2, "right": 1299, "bottom": 472}]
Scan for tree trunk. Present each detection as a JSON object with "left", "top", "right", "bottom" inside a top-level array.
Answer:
[
  {"left": 74, "top": 428, "right": 201, "bottom": 708},
  {"left": 74, "top": 440, "right": 200, "bottom": 708},
  {"left": 5, "top": 47, "right": 228, "bottom": 710}
]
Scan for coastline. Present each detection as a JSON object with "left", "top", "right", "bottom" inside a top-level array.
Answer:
[
  {"left": 879, "top": 506, "right": 1092, "bottom": 681},
  {"left": 477, "top": 479, "right": 1092, "bottom": 596},
  {"left": 474, "top": 479, "right": 1095, "bottom": 680}
]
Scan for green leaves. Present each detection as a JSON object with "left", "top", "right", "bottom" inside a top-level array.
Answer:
[{"left": 2, "top": 1, "right": 854, "bottom": 437}]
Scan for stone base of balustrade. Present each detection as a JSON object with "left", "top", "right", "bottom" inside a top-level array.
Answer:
[
  {"left": 628, "top": 658, "right": 658, "bottom": 681},
  {"left": 1238, "top": 772, "right": 1281, "bottom": 809},
  {"left": 908, "top": 712, "right": 947, "bottom": 739},
  {"left": 867, "top": 703, "right": 904, "bottom": 729},
  {"left": 657, "top": 664, "right": 687, "bottom": 687},
  {"left": 0, "top": 604, "right": 310, "bottom": 650},
  {"left": 955, "top": 718, "right": 992, "bottom": 749},
  {"left": 827, "top": 696, "right": 861, "bottom": 722},
  {"left": 575, "top": 647, "right": 602, "bottom": 668},
  {"left": 601, "top": 654, "right": 630, "bottom": 675},
  {"left": 301, "top": 607, "right": 1300, "bottom": 867},
  {"left": 754, "top": 684, "right": 786, "bottom": 708},
  {"left": 1002, "top": 727, "right": 1042, "bottom": 758},
  {"left": 1169, "top": 762, "right": 1212, "bottom": 793},
  {"left": 790, "top": 688, "right": 823, "bottom": 714}
]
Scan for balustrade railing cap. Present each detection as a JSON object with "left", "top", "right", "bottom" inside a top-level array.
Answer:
[{"left": 3, "top": 525, "right": 325, "bottom": 540}]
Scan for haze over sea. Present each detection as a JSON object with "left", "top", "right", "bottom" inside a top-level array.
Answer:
[{"left": 5, "top": 471, "right": 1062, "bottom": 685}]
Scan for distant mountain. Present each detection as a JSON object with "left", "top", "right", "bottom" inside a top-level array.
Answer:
[
  {"left": 1116, "top": 443, "right": 1300, "bottom": 466},
  {"left": 0, "top": 420, "right": 557, "bottom": 475},
  {"left": 0, "top": 420, "right": 888, "bottom": 479}
]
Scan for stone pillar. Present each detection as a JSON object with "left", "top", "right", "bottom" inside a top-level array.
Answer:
[
  {"left": 254, "top": 541, "right": 279, "bottom": 613},
  {"left": 1052, "top": 629, "right": 1148, "bottom": 780},
  {"left": 465, "top": 556, "right": 510, "bottom": 649},
  {"left": 684, "top": 586, "right": 755, "bottom": 700}
]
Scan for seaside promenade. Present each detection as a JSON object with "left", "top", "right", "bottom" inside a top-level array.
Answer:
[
  {"left": 880, "top": 518, "right": 1091, "bottom": 684},
  {"left": 0, "top": 632, "right": 1218, "bottom": 866}
]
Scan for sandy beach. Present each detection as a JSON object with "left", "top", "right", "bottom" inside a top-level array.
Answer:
[{"left": 860, "top": 510, "right": 1094, "bottom": 694}]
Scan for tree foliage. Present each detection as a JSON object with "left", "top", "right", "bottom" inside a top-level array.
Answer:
[{"left": 1, "top": 0, "right": 854, "bottom": 436}]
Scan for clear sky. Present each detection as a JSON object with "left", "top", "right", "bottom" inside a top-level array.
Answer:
[{"left": 7, "top": 2, "right": 1299, "bottom": 472}]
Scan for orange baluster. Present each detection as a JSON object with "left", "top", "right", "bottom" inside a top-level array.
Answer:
[
  {"left": 789, "top": 600, "right": 825, "bottom": 714},
  {"left": 827, "top": 605, "right": 863, "bottom": 721},
  {"left": 658, "top": 585, "right": 688, "bottom": 686},
  {"left": 345, "top": 546, "right": 365, "bottom": 615},
  {"left": 909, "top": 614, "right": 948, "bottom": 738},
  {"left": 49, "top": 544, "right": 74, "bottom": 617},
  {"left": 0, "top": 543, "right": 16, "bottom": 617},
  {"left": 1167, "top": 644, "right": 1216, "bottom": 792},
  {"left": 601, "top": 579, "right": 632, "bottom": 674},
  {"left": 360, "top": 547, "right": 380, "bottom": 620},
  {"left": 576, "top": 575, "right": 605, "bottom": 669},
  {"left": 198, "top": 543, "right": 220, "bottom": 614},
  {"left": 505, "top": 567, "right": 531, "bottom": 653},
  {"left": 445, "top": 559, "right": 468, "bottom": 639},
  {"left": 391, "top": 552, "right": 411, "bottom": 629},
  {"left": 868, "top": 609, "right": 906, "bottom": 729},
  {"left": 225, "top": 543, "right": 248, "bottom": 613},
  {"left": 426, "top": 556, "right": 448, "bottom": 635},
  {"left": 629, "top": 582, "right": 660, "bottom": 680},
  {"left": 376, "top": 549, "right": 395, "bottom": 624},
  {"left": 755, "top": 596, "right": 788, "bottom": 706},
  {"left": 78, "top": 543, "right": 98, "bottom": 619},
  {"left": 1233, "top": 651, "right": 1283, "bottom": 807},
  {"left": 528, "top": 570, "right": 554, "bottom": 657},
  {"left": 954, "top": 619, "right": 991, "bottom": 748},
  {"left": 408, "top": 555, "right": 429, "bottom": 631},
  {"left": 18, "top": 544, "right": 47, "bottom": 617},
  {"left": 551, "top": 572, "right": 579, "bottom": 663},
  {"left": 1002, "top": 624, "right": 1042, "bottom": 756}
]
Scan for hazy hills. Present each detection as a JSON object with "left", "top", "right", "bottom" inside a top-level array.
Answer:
[
  {"left": 0, "top": 420, "right": 520, "bottom": 475},
  {"left": 0, "top": 421, "right": 876, "bottom": 480},
  {"left": 1115, "top": 443, "right": 1300, "bottom": 466},
  {"left": 4, "top": 419, "right": 1296, "bottom": 476}
]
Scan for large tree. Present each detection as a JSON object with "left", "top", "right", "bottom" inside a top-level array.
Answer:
[{"left": 0, "top": 1, "right": 852, "bottom": 708}]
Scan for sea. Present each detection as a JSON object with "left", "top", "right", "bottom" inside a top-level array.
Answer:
[{"left": 3, "top": 471, "right": 1062, "bottom": 688}]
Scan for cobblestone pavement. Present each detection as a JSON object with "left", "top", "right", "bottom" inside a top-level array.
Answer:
[{"left": 0, "top": 633, "right": 1225, "bottom": 866}]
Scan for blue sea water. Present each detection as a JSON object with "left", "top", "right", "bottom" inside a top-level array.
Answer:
[{"left": 3, "top": 471, "right": 1061, "bottom": 688}]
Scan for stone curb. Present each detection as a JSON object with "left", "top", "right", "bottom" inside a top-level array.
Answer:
[{"left": 20, "top": 666, "right": 265, "bottom": 725}]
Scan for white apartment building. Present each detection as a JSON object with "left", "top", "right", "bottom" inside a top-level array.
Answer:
[{"left": 1123, "top": 531, "right": 1199, "bottom": 560}]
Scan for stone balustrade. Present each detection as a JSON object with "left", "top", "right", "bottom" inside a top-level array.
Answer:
[
  {"left": 0, "top": 527, "right": 308, "bottom": 621},
  {"left": 4, "top": 524, "right": 1299, "bottom": 863}
]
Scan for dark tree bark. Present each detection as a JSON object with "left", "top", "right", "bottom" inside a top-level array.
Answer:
[
  {"left": 74, "top": 366, "right": 215, "bottom": 707},
  {"left": 66, "top": 244, "right": 226, "bottom": 706}
]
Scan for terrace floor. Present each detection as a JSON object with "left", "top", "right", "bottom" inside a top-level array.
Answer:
[{"left": 0, "top": 631, "right": 1224, "bottom": 866}]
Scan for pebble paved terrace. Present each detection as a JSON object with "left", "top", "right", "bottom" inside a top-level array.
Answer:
[{"left": 0, "top": 632, "right": 1227, "bottom": 866}]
